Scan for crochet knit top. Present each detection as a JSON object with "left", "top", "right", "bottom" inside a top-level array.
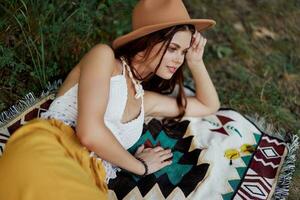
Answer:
[{"left": 41, "top": 61, "right": 144, "bottom": 183}]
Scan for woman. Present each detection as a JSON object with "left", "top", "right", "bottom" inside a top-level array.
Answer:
[{"left": 0, "top": 0, "right": 220, "bottom": 199}]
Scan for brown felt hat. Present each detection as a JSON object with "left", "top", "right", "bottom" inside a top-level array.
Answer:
[{"left": 112, "top": 0, "right": 216, "bottom": 49}]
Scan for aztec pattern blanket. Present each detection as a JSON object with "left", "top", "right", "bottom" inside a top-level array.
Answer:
[{"left": 0, "top": 90, "right": 298, "bottom": 200}]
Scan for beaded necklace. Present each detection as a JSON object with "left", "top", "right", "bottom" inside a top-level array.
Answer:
[{"left": 120, "top": 56, "right": 144, "bottom": 99}]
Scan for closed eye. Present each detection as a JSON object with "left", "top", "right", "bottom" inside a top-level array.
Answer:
[
  {"left": 168, "top": 46, "right": 188, "bottom": 55},
  {"left": 168, "top": 47, "right": 177, "bottom": 52}
]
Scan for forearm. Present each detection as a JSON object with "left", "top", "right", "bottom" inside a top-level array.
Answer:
[
  {"left": 79, "top": 125, "right": 145, "bottom": 175},
  {"left": 188, "top": 61, "right": 220, "bottom": 109}
]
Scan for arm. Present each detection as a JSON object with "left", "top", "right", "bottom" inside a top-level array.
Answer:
[
  {"left": 187, "top": 60, "right": 220, "bottom": 112},
  {"left": 186, "top": 31, "right": 220, "bottom": 111},
  {"left": 76, "top": 44, "right": 172, "bottom": 175},
  {"left": 144, "top": 31, "right": 220, "bottom": 118}
]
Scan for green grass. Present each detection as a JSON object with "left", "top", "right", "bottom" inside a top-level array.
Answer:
[{"left": 0, "top": 0, "right": 299, "bottom": 199}]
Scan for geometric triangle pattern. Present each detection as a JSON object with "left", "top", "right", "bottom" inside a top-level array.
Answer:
[
  {"left": 254, "top": 132, "right": 261, "bottom": 144},
  {"left": 222, "top": 192, "right": 234, "bottom": 200},
  {"left": 210, "top": 115, "right": 235, "bottom": 136},
  {"left": 202, "top": 114, "right": 237, "bottom": 137},
  {"left": 221, "top": 125, "right": 288, "bottom": 200},
  {"left": 232, "top": 134, "right": 287, "bottom": 199},
  {"left": 229, "top": 179, "right": 241, "bottom": 191},
  {"left": 108, "top": 118, "right": 210, "bottom": 199},
  {"left": 242, "top": 155, "right": 253, "bottom": 166},
  {"left": 236, "top": 167, "right": 247, "bottom": 179}
]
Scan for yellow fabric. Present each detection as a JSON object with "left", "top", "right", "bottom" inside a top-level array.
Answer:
[{"left": 0, "top": 118, "right": 108, "bottom": 200}]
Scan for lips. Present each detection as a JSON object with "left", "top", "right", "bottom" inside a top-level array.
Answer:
[{"left": 167, "top": 66, "right": 177, "bottom": 73}]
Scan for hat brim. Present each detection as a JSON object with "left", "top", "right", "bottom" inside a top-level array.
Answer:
[{"left": 112, "top": 19, "right": 216, "bottom": 49}]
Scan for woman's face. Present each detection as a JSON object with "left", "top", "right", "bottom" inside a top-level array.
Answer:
[{"left": 148, "top": 30, "right": 192, "bottom": 79}]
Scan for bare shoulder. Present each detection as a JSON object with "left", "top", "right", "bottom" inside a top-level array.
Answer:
[
  {"left": 76, "top": 44, "right": 117, "bottom": 137},
  {"left": 84, "top": 43, "right": 114, "bottom": 56},
  {"left": 79, "top": 43, "right": 115, "bottom": 72}
]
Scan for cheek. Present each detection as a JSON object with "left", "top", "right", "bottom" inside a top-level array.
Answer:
[
  {"left": 164, "top": 50, "right": 174, "bottom": 59},
  {"left": 161, "top": 51, "right": 174, "bottom": 65}
]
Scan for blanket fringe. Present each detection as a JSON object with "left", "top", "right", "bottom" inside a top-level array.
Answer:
[
  {"left": 245, "top": 113, "right": 287, "bottom": 141},
  {"left": 0, "top": 79, "right": 62, "bottom": 127},
  {"left": 245, "top": 114, "right": 299, "bottom": 200},
  {"left": 272, "top": 134, "right": 299, "bottom": 200}
]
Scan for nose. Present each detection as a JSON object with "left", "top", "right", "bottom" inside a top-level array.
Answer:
[{"left": 173, "top": 52, "right": 184, "bottom": 65}]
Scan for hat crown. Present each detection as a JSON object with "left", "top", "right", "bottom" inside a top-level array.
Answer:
[
  {"left": 112, "top": 0, "right": 215, "bottom": 49},
  {"left": 132, "top": 0, "right": 191, "bottom": 30}
]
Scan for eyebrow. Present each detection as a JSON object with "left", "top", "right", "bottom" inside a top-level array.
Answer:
[{"left": 170, "top": 42, "right": 190, "bottom": 50}]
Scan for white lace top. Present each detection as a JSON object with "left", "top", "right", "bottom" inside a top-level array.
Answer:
[{"left": 41, "top": 61, "right": 144, "bottom": 183}]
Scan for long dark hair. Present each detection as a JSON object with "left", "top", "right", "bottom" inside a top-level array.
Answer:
[{"left": 114, "top": 24, "right": 195, "bottom": 124}]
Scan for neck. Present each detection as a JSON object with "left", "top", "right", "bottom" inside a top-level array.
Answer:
[
  {"left": 132, "top": 60, "right": 151, "bottom": 79},
  {"left": 131, "top": 55, "right": 153, "bottom": 81}
]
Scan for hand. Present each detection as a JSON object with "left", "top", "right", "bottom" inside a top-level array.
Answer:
[
  {"left": 186, "top": 31, "right": 207, "bottom": 67},
  {"left": 134, "top": 145, "right": 173, "bottom": 175}
]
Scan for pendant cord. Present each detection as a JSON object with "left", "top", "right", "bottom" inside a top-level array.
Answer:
[{"left": 120, "top": 56, "right": 144, "bottom": 99}]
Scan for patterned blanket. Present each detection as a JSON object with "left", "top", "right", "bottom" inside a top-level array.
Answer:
[
  {"left": 107, "top": 109, "right": 296, "bottom": 200},
  {"left": 0, "top": 90, "right": 298, "bottom": 200}
]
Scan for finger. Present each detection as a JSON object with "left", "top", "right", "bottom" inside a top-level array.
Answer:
[
  {"left": 143, "top": 147, "right": 152, "bottom": 152},
  {"left": 199, "top": 32, "right": 206, "bottom": 42},
  {"left": 201, "top": 37, "right": 206, "bottom": 46},
  {"left": 201, "top": 36, "right": 205, "bottom": 46},
  {"left": 192, "top": 30, "right": 198, "bottom": 42},
  {"left": 197, "top": 38, "right": 207, "bottom": 53},
  {"left": 196, "top": 37, "right": 206, "bottom": 53},
  {"left": 191, "top": 31, "right": 197, "bottom": 47},
  {"left": 196, "top": 34, "right": 205, "bottom": 49},
  {"left": 191, "top": 34, "right": 196, "bottom": 45},
  {"left": 136, "top": 145, "right": 145, "bottom": 154},
  {"left": 193, "top": 32, "right": 200, "bottom": 49},
  {"left": 158, "top": 149, "right": 172, "bottom": 156},
  {"left": 160, "top": 152, "right": 173, "bottom": 161},
  {"left": 192, "top": 31, "right": 197, "bottom": 40},
  {"left": 203, "top": 38, "right": 207, "bottom": 46},
  {"left": 153, "top": 146, "right": 164, "bottom": 152},
  {"left": 195, "top": 32, "right": 202, "bottom": 48},
  {"left": 160, "top": 160, "right": 173, "bottom": 168}
]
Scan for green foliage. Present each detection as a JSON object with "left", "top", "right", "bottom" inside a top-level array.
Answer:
[
  {"left": 0, "top": 0, "right": 137, "bottom": 110},
  {"left": 212, "top": 44, "right": 233, "bottom": 59}
]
